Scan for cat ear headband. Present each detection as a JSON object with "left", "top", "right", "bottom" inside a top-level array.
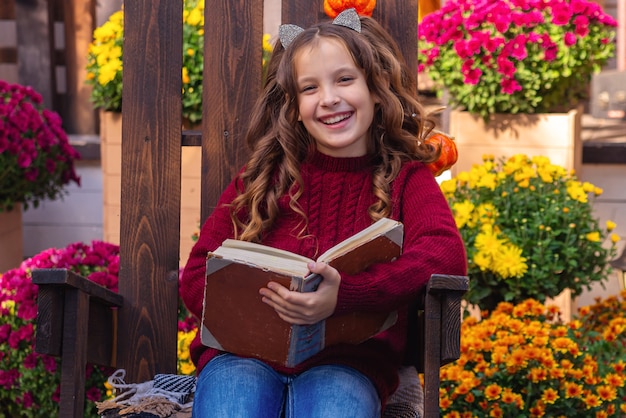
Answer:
[{"left": 278, "top": 8, "right": 362, "bottom": 49}]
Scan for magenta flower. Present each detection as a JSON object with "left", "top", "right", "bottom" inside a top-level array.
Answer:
[
  {"left": 574, "top": 15, "right": 590, "bottom": 37},
  {"left": 497, "top": 56, "right": 516, "bottom": 78},
  {"left": 509, "top": 34, "right": 529, "bottom": 60},
  {"left": 0, "top": 324, "right": 11, "bottom": 344},
  {"left": 564, "top": 32, "right": 577, "bottom": 46},
  {"left": 86, "top": 387, "right": 102, "bottom": 402},
  {"left": 19, "top": 392, "right": 34, "bottom": 408},
  {"left": 23, "top": 353, "right": 38, "bottom": 370},
  {"left": 0, "top": 370, "right": 20, "bottom": 389},
  {"left": 465, "top": 68, "right": 483, "bottom": 85},
  {"left": 16, "top": 152, "right": 33, "bottom": 168},
  {"left": 41, "top": 355, "right": 58, "bottom": 373},
  {"left": 551, "top": 2, "right": 573, "bottom": 25}
]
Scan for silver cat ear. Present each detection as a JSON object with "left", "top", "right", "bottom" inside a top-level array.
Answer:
[
  {"left": 332, "top": 8, "right": 361, "bottom": 33},
  {"left": 279, "top": 8, "right": 361, "bottom": 49},
  {"left": 278, "top": 24, "right": 305, "bottom": 48}
]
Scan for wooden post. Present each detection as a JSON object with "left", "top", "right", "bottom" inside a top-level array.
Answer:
[
  {"left": 14, "top": 0, "right": 53, "bottom": 109},
  {"left": 372, "top": 1, "right": 418, "bottom": 82},
  {"left": 117, "top": 0, "right": 182, "bottom": 383},
  {"left": 201, "top": 0, "right": 264, "bottom": 221},
  {"left": 61, "top": 0, "right": 97, "bottom": 134}
]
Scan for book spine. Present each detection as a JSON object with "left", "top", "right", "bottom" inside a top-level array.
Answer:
[
  {"left": 287, "top": 321, "right": 325, "bottom": 367},
  {"left": 286, "top": 273, "right": 325, "bottom": 366}
]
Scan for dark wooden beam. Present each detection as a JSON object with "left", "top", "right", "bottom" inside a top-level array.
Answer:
[
  {"left": 372, "top": 1, "right": 418, "bottom": 78},
  {"left": 118, "top": 0, "right": 182, "bottom": 383},
  {"left": 0, "top": 47, "right": 17, "bottom": 64},
  {"left": 0, "top": 0, "right": 15, "bottom": 19},
  {"left": 201, "top": 0, "right": 264, "bottom": 223},
  {"left": 583, "top": 142, "right": 626, "bottom": 164}
]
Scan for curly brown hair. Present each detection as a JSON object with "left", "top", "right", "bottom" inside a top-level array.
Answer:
[{"left": 230, "top": 16, "right": 438, "bottom": 242}]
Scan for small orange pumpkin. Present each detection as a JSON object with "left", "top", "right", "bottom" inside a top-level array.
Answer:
[
  {"left": 424, "top": 131, "right": 458, "bottom": 176},
  {"left": 324, "top": 0, "right": 376, "bottom": 18}
]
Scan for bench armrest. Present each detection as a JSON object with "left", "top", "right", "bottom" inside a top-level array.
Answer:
[{"left": 33, "top": 268, "right": 123, "bottom": 363}]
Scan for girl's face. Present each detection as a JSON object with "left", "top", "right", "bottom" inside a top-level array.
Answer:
[{"left": 294, "top": 38, "right": 377, "bottom": 158}]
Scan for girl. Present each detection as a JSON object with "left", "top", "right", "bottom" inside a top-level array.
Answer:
[{"left": 181, "top": 9, "right": 467, "bottom": 418}]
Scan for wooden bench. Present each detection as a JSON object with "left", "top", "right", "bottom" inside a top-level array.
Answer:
[{"left": 33, "top": 1, "right": 469, "bottom": 417}]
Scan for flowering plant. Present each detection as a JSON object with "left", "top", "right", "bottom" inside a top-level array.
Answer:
[
  {"left": 0, "top": 81, "right": 80, "bottom": 212},
  {"left": 0, "top": 241, "right": 198, "bottom": 417},
  {"left": 0, "top": 241, "right": 118, "bottom": 417},
  {"left": 417, "top": 0, "right": 618, "bottom": 120},
  {"left": 440, "top": 154, "right": 619, "bottom": 311},
  {"left": 86, "top": 0, "right": 205, "bottom": 123},
  {"left": 86, "top": 0, "right": 274, "bottom": 125},
  {"left": 439, "top": 297, "right": 626, "bottom": 417}
]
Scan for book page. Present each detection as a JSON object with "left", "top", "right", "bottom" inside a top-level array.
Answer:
[
  {"left": 317, "top": 218, "right": 402, "bottom": 263},
  {"left": 213, "top": 240, "right": 313, "bottom": 277},
  {"left": 220, "top": 239, "right": 314, "bottom": 263}
]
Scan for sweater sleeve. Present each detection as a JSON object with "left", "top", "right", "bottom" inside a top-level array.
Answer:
[
  {"left": 334, "top": 162, "right": 467, "bottom": 314},
  {"left": 180, "top": 177, "right": 241, "bottom": 319}
]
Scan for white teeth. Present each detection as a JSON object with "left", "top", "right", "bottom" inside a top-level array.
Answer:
[{"left": 322, "top": 113, "right": 350, "bottom": 125}]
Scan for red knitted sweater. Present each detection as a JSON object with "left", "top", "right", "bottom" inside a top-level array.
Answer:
[{"left": 180, "top": 151, "right": 467, "bottom": 406}]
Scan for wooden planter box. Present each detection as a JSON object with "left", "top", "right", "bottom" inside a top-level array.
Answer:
[
  {"left": 449, "top": 107, "right": 583, "bottom": 175},
  {"left": 100, "top": 111, "right": 201, "bottom": 266}
]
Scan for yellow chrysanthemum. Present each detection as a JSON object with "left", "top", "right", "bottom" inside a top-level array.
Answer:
[
  {"left": 177, "top": 328, "right": 198, "bottom": 375},
  {"left": 185, "top": 8, "right": 203, "bottom": 26},
  {"left": 492, "top": 244, "right": 527, "bottom": 278},
  {"left": 566, "top": 181, "right": 588, "bottom": 203},
  {"left": 586, "top": 231, "right": 601, "bottom": 243},
  {"left": 440, "top": 178, "right": 457, "bottom": 196},
  {"left": 475, "top": 230, "right": 504, "bottom": 256},
  {"left": 452, "top": 200, "right": 474, "bottom": 229},
  {"left": 97, "top": 59, "right": 122, "bottom": 86},
  {"left": 606, "top": 220, "right": 617, "bottom": 231},
  {"left": 263, "top": 33, "right": 273, "bottom": 52}
]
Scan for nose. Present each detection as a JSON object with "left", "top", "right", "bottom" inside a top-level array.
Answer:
[{"left": 320, "top": 86, "right": 340, "bottom": 107}]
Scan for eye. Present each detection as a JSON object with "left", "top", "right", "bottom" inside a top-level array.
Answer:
[
  {"left": 299, "top": 85, "right": 317, "bottom": 94},
  {"left": 338, "top": 76, "right": 354, "bottom": 84}
]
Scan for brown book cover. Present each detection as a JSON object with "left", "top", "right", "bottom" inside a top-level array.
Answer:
[{"left": 201, "top": 217, "right": 403, "bottom": 367}]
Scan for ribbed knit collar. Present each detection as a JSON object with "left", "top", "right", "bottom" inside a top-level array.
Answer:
[{"left": 306, "top": 149, "right": 373, "bottom": 172}]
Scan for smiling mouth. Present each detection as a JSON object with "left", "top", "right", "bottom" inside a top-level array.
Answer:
[{"left": 320, "top": 112, "right": 352, "bottom": 125}]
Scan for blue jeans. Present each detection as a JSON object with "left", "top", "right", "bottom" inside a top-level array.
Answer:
[{"left": 192, "top": 354, "right": 381, "bottom": 418}]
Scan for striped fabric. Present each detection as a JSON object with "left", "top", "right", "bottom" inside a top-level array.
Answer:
[{"left": 152, "top": 374, "right": 196, "bottom": 404}]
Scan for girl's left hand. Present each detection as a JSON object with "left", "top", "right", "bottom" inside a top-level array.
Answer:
[{"left": 259, "top": 261, "right": 340, "bottom": 325}]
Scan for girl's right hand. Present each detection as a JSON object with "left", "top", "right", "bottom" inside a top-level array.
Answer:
[{"left": 259, "top": 261, "right": 341, "bottom": 325}]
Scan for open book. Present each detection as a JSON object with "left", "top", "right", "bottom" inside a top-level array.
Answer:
[{"left": 201, "top": 217, "right": 403, "bottom": 367}]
